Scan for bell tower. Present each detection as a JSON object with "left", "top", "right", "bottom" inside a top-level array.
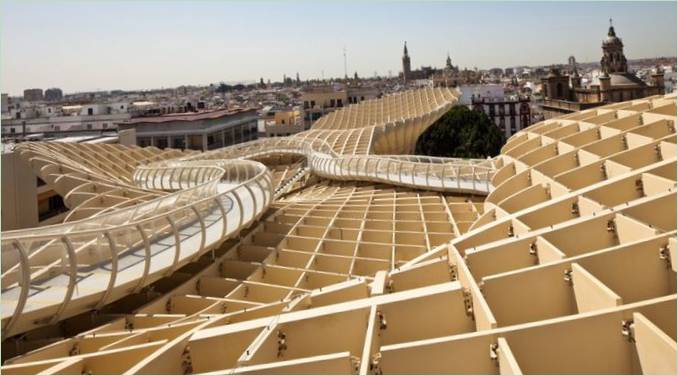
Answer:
[
  {"left": 402, "top": 41, "right": 411, "bottom": 82},
  {"left": 600, "top": 19, "right": 628, "bottom": 74}
]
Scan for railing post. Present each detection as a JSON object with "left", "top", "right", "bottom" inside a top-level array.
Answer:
[
  {"left": 190, "top": 205, "right": 207, "bottom": 258},
  {"left": 2, "top": 241, "right": 31, "bottom": 340},
  {"left": 398, "top": 161, "right": 404, "bottom": 184},
  {"left": 457, "top": 166, "right": 462, "bottom": 189},
  {"left": 133, "top": 224, "right": 151, "bottom": 293},
  {"left": 410, "top": 163, "right": 416, "bottom": 186},
  {"left": 95, "top": 231, "right": 119, "bottom": 309},
  {"left": 386, "top": 160, "right": 393, "bottom": 182},
  {"left": 472, "top": 167, "right": 477, "bottom": 192},
  {"left": 441, "top": 164, "right": 447, "bottom": 190},
  {"left": 165, "top": 215, "right": 181, "bottom": 276},
  {"left": 232, "top": 189, "right": 245, "bottom": 233},
  {"left": 50, "top": 236, "right": 78, "bottom": 325}
]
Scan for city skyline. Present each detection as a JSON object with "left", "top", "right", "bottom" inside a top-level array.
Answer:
[{"left": 1, "top": 1, "right": 676, "bottom": 96}]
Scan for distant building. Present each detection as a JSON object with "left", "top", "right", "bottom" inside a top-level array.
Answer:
[
  {"left": 23, "top": 88, "right": 43, "bottom": 102},
  {"left": 457, "top": 84, "right": 504, "bottom": 105},
  {"left": 542, "top": 21, "right": 665, "bottom": 118},
  {"left": 302, "top": 85, "right": 347, "bottom": 127},
  {"left": 264, "top": 109, "right": 304, "bottom": 137},
  {"left": 301, "top": 84, "right": 381, "bottom": 128},
  {"left": 118, "top": 108, "right": 258, "bottom": 151},
  {"left": 2, "top": 105, "right": 130, "bottom": 140},
  {"left": 1, "top": 93, "right": 8, "bottom": 113},
  {"left": 472, "top": 95, "right": 532, "bottom": 138},
  {"left": 346, "top": 84, "right": 380, "bottom": 105},
  {"left": 44, "top": 88, "right": 64, "bottom": 102}
]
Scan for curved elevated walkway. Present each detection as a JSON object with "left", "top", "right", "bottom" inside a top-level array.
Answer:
[{"left": 2, "top": 87, "right": 495, "bottom": 338}]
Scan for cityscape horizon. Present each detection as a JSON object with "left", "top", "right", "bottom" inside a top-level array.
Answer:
[{"left": 1, "top": 1, "right": 676, "bottom": 95}]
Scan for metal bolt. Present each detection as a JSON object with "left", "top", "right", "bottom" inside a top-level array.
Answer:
[{"left": 563, "top": 269, "right": 573, "bottom": 285}]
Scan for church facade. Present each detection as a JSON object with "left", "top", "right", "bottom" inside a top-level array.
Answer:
[{"left": 542, "top": 21, "right": 665, "bottom": 119}]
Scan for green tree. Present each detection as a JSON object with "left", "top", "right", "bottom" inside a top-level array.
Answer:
[{"left": 415, "top": 105, "right": 505, "bottom": 158}]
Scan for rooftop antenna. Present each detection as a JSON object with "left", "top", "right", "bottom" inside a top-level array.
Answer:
[{"left": 343, "top": 46, "right": 348, "bottom": 80}]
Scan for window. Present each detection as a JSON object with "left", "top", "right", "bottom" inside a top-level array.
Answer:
[
  {"left": 86, "top": 124, "right": 92, "bottom": 130},
  {"left": 54, "top": 126, "right": 60, "bottom": 131},
  {"left": 87, "top": 108, "right": 94, "bottom": 115},
  {"left": 120, "top": 105, "right": 124, "bottom": 109},
  {"left": 102, "top": 123, "right": 108, "bottom": 129},
  {"left": 10, "top": 128, "right": 15, "bottom": 133},
  {"left": 337, "top": 99, "right": 343, "bottom": 107},
  {"left": 556, "top": 83, "right": 563, "bottom": 98},
  {"left": 330, "top": 99, "right": 336, "bottom": 107},
  {"left": 310, "top": 100, "right": 315, "bottom": 108},
  {"left": 38, "top": 194, "right": 67, "bottom": 222},
  {"left": 281, "top": 119, "right": 285, "bottom": 124},
  {"left": 173, "top": 137, "right": 186, "bottom": 149},
  {"left": 156, "top": 138, "right": 168, "bottom": 149},
  {"left": 303, "top": 101, "right": 309, "bottom": 109}
]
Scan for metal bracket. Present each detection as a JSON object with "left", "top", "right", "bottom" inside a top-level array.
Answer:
[
  {"left": 69, "top": 342, "right": 80, "bottom": 356},
  {"left": 606, "top": 219, "right": 616, "bottom": 233},
  {"left": 529, "top": 241, "right": 538, "bottom": 256},
  {"left": 659, "top": 243, "right": 672, "bottom": 269},
  {"left": 350, "top": 355, "right": 361, "bottom": 374},
  {"left": 621, "top": 320, "right": 635, "bottom": 343},
  {"left": 277, "top": 330, "right": 287, "bottom": 358},
  {"left": 370, "top": 352, "right": 383, "bottom": 375},
  {"left": 563, "top": 269, "right": 573, "bottom": 285},
  {"left": 377, "top": 310, "right": 388, "bottom": 331},
  {"left": 181, "top": 346, "right": 194, "bottom": 374},
  {"left": 489, "top": 343, "right": 499, "bottom": 363},
  {"left": 462, "top": 288, "right": 474, "bottom": 318},
  {"left": 449, "top": 264, "right": 458, "bottom": 281},
  {"left": 635, "top": 179, "right": 645, "bottom": 196}
]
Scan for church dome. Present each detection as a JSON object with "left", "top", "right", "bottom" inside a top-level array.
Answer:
[
  {"left": 591, "top": 72, "right": 647, "bottom": 87},
  {"left": 603, "top": 25, "right": 622, "bottom": 45}
]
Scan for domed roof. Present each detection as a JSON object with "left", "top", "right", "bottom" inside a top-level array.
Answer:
[
  {"left": 591, "top": 72, "right": 647, "bottom": 87},
  {"left": 603, "top": 25, "right": 623, "bottom": 45}
]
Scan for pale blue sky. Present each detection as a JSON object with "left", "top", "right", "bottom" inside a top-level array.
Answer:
[{"left": 1, "top": 1, "right": 676, "bottom": 95}]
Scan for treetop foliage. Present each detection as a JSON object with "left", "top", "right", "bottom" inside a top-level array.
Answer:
[{"left": 415, "top": 105, "right": 505, "bottom": 159}]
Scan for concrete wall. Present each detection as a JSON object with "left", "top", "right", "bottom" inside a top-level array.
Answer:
[
  {"left": 118, "top": 128, "right": 137, "bottom": 146},
  {"left": 2, "top": 151, "right": 38, "bottom": 230}
]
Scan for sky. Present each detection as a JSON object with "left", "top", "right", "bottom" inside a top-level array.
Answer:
[{"left": 1, "top": 1, "right": 676, "bottom": 95}]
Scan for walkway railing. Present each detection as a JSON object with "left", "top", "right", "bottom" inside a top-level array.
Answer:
[
  {"left": 199, "top": 137, "right": 496, "bottom": 194},
  {"left": 1, "top": 156, "right": 272, "bottom": 339}
]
